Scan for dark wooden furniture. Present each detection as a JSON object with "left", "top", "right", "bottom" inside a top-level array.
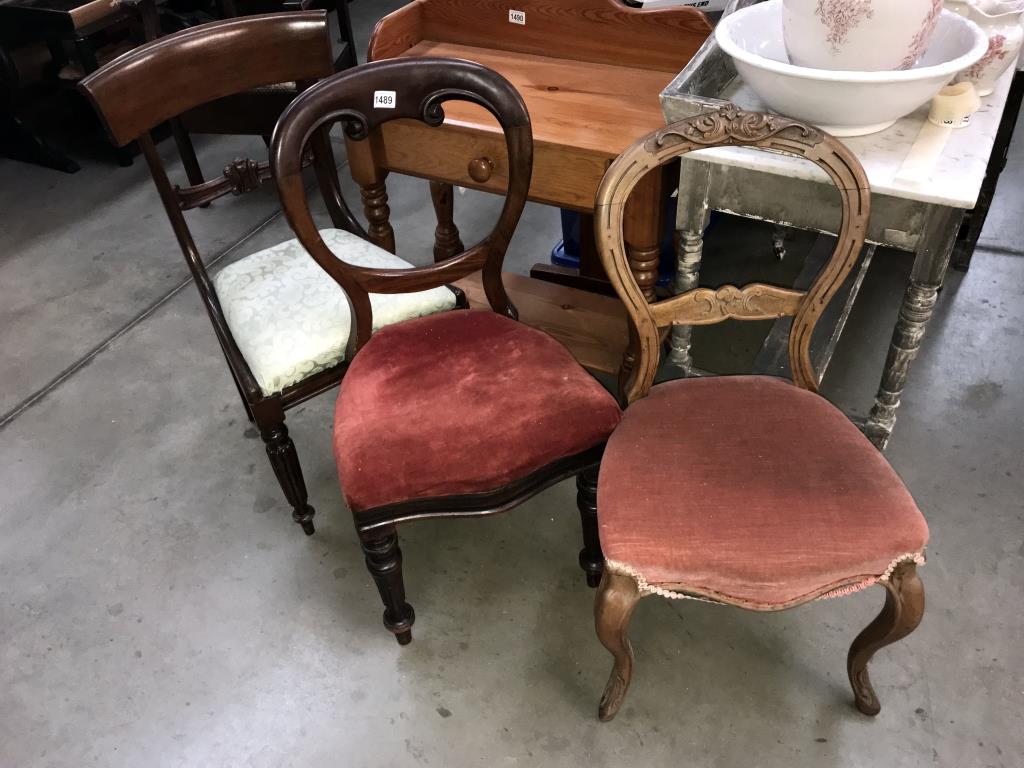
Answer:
[
  {"left": 78, "top": 12, "right": 366, "bottom": 536},
  {"left": 167, "top": 0, "right": 358, "bottom": 188},
  {"left": 952, "top": 67, "right": 1024, "bottom": 271},
  {"left": 0, "top": 0, "right": 159, "bottom": 168},
  {"left": 590, "top": 107, "right": 929, "bottom": 721},
  {"left": 272, "top": 56, "right": 622, "bottom": 645},
  {"left": 345, "top": 0, "right": 712, "bottom": 372}
]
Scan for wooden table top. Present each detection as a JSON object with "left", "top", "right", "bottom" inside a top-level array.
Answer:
[{"left": 402, "top": 40, "right": 680, "bottom": 157}]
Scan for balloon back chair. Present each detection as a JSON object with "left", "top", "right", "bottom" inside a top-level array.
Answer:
[
  {"left": 79, "top": 12, "right": 463, "bottom": 536},
  {"left": 591, "top": 106, "right": 929, "bottom": 721},
  {"left": 271, "top": 57, "right": 622, "bottom": 644}
]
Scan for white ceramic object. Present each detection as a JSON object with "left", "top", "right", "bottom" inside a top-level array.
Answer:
[
  {"left": 716, "top": 1, "right": 988, "bottom": 135},
  {"left": 953, "top": 0, "right": 1024, "bottom": 95},
  {"left": 783, "top": 0, "right": 945, "bottom": 71}
]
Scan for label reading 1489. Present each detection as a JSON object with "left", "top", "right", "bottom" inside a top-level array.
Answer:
[{"left": 373, "top": 90, "right": 396, "bottom": 109}]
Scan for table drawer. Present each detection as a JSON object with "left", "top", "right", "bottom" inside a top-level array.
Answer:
[{"left": 378, "top": 120, "right": 608, "bottom": 212}]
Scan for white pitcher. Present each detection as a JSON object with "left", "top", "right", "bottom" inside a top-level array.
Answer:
[
  {"left": 951, "top": 0, "right": 1024, "bottom": 95},
  {"left": 784, "top": 0, "right": 944, "bottom": 71}
]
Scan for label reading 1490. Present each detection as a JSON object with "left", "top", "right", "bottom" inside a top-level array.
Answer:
[
  {"left": 373, "top": 90, "right": 396, "bottom": 109},
  {"left": 508, "top": 9, "right": 525, "bottom": 24}
]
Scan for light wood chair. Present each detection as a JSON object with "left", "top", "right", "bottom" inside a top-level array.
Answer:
[
  {"left": 590, "top": 105, "right": 929, "bottom": 721},
  {"left": 272, "top": 56, "right": 621, "bottom": 644},
  {"left": 79, "top": 13, "right": 461, "bottom": 536}
]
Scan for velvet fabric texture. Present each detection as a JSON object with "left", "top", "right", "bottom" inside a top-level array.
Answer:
[
  {"left": 598, "top": 376, "right": 929, "bottom": 609},
  {"left": 335, "top": 309, "right": 621, "bottom": 513}
]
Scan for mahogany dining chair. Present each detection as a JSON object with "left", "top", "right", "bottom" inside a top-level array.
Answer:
[
  {"left": 271, "top": 57, "right": 621, "bottom": 644},
  {"left": 79, "top": 13, "right": 462, "bottom": 537}
]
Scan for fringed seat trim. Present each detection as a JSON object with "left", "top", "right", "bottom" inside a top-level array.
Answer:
[{"left": 603, "top": 551, "right": 927, "bottom": 608}]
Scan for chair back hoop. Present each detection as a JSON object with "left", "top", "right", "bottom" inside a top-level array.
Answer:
[
  {"left": 594, "top": 105, "right": 870, "bottom": 405},
  {"left": 272, "top": 56, "right": 534, "bottom": 356},
  {"left": 78, "top": 11, "right": 333, "bottom": 147}
]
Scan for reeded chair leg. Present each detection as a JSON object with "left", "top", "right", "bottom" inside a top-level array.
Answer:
[
  {"left": 576, "top": 464, "right": 603, "bottom": 587},
  {"left": 595, "top": 570, "right": 642, "bottom": 721},
  {"left": 260, "top": 420, "right": 316, "bottom": 535},
  {"left": 360, "top": 528, "right": 415, "bottom": 645},
  {"left": 847, "top": 562, "right": 925, "bottom": 715}
]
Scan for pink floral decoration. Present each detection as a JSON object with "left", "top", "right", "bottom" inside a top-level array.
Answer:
[
  {"left": 963, "top": 34, "right": 1009, "bottom": 80},
  {"left": 899, "top": 0, "right": 944, "bottom": 70},
  {"left": 815, "top": 0, "right": 874, "bottom": 51}
]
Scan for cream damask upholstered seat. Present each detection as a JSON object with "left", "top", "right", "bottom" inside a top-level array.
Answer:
[{"left": 213, "top": 228, "right": 458, "bottom": 394}]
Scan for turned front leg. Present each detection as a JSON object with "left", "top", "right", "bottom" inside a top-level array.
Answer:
[
  {"left": 864, "top": 206, "right": 960, "bottom": 449},
  {"left": 429, "top": 181, "right": 464, "bottom": 261}
]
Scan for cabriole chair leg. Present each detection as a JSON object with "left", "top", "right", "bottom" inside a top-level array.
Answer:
[
  {"left": 847, "top": 562, "right": 925, "bottom": 715},
  {"left": 576, "top": 464, "right": 603, "bottom": 587},
  {"left": 360, "top": 528, "right": 415, "bottom": 645},
  {"left": 260, "top": 420, "right": 316, "bottom": 535},
  {"left": 595, "top": 570, "right": 642, "bottom": 721}
]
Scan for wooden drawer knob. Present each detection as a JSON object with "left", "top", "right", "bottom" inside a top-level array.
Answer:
[{"left": 467, "top": 157, "right": 494, "bottom": 183}]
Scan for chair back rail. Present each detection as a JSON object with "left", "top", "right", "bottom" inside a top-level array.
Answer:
[
  {"left": 595, "top": 105, "right": 870, "bottom": 404},
  {"left": 78, "top": 11, "right": 333, "bottom": 147},
  {"left": 77, "top": 12, "right": 351, "bottom": 401},
  {"left": 272, "top": 56, "right": 533, "bottom": 357}
]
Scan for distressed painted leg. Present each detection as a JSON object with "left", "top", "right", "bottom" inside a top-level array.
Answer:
[
  {"left": 576, "top": 464, "right": 603, "bottom": 588},
  {"left": 595, "top": 570, "right": 643, "bottom": 721},
  {"left": 429, "top": 181, "right": 464, "bottom": 261},
  {"left": 360, "top": 528, "right": 415, "bottom": 645},
  {"left": 847, "top": 562, "right": 925, "bottom": 715},
  {"left": 260, "top": 420, "right": 315, "bottom": 535},
  {"left": 668, "top": 162, "right": 711, "bottom": 375},
  {"left": 772, "top": 223, "right": 787, "bottom": 260},
  {"left": 864, "top": 206, "right": 960, "bottom": 449}
]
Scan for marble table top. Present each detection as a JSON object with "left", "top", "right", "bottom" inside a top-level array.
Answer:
[{"left": 666, "top": 65, "right": 1017, "bottom": 210}]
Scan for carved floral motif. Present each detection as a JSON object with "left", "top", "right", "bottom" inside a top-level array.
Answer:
[{"left": 656, "top": 105, "right": 823, "bottom": 149}]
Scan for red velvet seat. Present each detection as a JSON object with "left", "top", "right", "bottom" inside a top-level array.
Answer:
[
  {"left": 336, "top": 309, "right": 621, "bottom": 513},
  {"left": 599, "top": 376, "right": 928, "bottom": 609}
]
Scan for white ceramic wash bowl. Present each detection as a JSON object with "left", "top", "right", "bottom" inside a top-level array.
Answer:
[{"left": 716, "top": 0, "right": 988, "bottom": 136}]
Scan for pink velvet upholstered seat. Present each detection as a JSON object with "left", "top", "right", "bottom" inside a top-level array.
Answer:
[
  {"left": 335, "top": 309, "right": 621, "bottom": 513},
  {"left": 598, "top": 376, "right": 929, "bottom": 609}
]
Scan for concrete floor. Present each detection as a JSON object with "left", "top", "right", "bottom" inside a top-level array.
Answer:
[{"left": 2, "top": 4, "right": 1023, "bottom": 767}]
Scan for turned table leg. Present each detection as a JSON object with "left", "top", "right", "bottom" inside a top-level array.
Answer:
[
  {"left": 346, "top": 130, "right": 396, "bottom": 253},
  {"left": 668, "top": 162, "right": 711, "bottom": 376},
  {"left": 429, "top": 181, "right": 464, "bottom": 261},
  {"left": 863, "top": 205, "right": 961, "bottom": 449},
  {"left": 624, "top": 166, "right": 664, "bottom": 303}
]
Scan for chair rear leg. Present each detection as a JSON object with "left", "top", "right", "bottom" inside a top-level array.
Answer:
[
  {"left": 576, "top": 464, "right": 603, "bottom": 587},
  {"left": 595, "top": 570, "right": 642, "bottom": 721},
  {"left": 259, "top": 419, "right": 316, "bottom": 535},
  {"left": 359, "top": 527, "right": 415, "bottom": 645},
  {"left": 171, "top": 119, "right": 205, "bottom": 187},
  {"left": 847, "top": 562, "right": 925, "bottom": 715}
]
